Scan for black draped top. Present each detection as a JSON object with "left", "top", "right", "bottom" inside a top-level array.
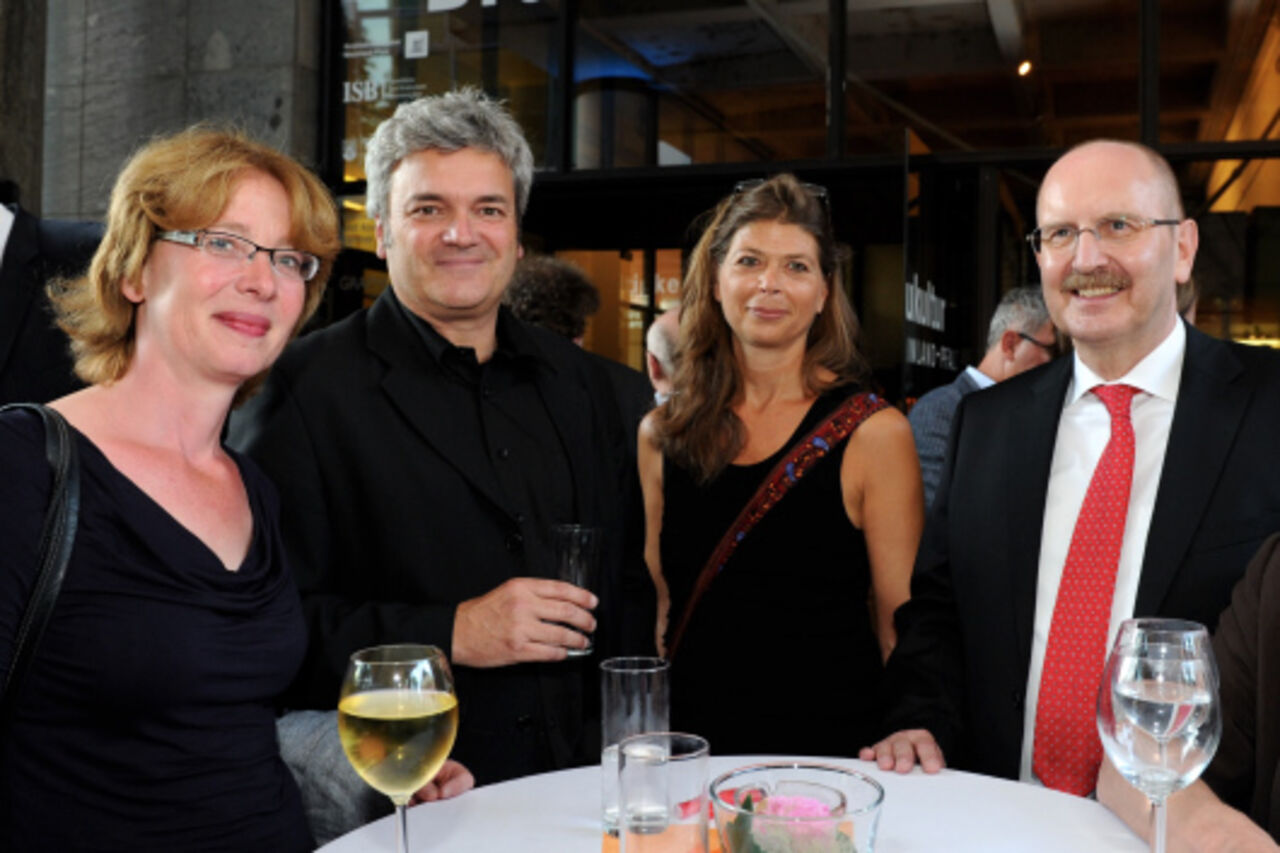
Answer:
[{"left": 0, "top": 409, "right": 311, "bottom": 851}]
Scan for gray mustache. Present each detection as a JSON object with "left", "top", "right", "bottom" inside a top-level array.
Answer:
[{"left": 1061, "top": 271, "right": 1129, "bottom": 292}]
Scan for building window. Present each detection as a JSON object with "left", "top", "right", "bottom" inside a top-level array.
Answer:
[{"left": 573, "top": 1, "right": 830, "bottom": 168}]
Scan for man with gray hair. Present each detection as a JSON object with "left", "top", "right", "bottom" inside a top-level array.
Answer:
[
  {"left": 908, "top": 286, "right": 1056, "bottom": 506},
  {"left": 644, "top": 307, "right": 680, "bottom": 404},
  {"left": 232, "top": 89, "right": 648, "bottom": 786}
]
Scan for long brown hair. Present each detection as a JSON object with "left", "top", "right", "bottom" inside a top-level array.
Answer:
[{"left": 653, "top": 173, "right": 868, "bottom": 483}]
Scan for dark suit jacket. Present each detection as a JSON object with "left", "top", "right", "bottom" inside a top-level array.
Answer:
[
  {"left": 883, "top": 322, "right": 1280, "bottom": 780},
  {"left": 908, "top": 369, "right": 983, "bottom": 509},
  {"left": 587, "top": 350, "right": 653, "bottom": 462},
  {"left": 1204, "top": 532, "right": 1280, "bottom": 841},
  {"left": 229, "top": 292, "right": 653, "bottom": 785},
  {"left": 0, "top": 205, "right": 101, "bottom": 404}
]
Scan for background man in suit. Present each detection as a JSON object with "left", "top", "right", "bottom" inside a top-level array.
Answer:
[
  {"left": 908, "top": 285, "right": 1056, "bottom": 507},
  {"left": 231, "top": 89, "right": 650, "bottom": 785},
  {"left": 862, "top": 140, "right": 1280, "bottom": 797},
  {"left": 0, "top": 196, "right": 102, "bottom": 404}
]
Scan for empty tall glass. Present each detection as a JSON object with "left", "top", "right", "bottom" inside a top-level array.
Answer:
[{"left": 552, "top": 523, "right": 603, "bottom": 656}]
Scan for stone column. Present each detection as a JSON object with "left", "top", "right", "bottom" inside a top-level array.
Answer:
[
  {"left": 1, "top": 0, "right": 49, "bottom": 212},
  {"left": 42, "top": 0, "right": 324, "bottom": 219}
]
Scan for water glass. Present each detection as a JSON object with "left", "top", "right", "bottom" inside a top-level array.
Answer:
[
  {"left": 618, "top": 732, "right": 710, "bottom": 853},
  {"left": 1097, "top": 618, "right": 1221, "bottom": 853},
  {"left": 600, "top": 656, "right": 670, "bottom": 835}
]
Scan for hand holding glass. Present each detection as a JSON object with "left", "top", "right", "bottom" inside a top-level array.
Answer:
[
  {"left": 1097, "top": 619, "right": 1221, "bottom": 853},
  {"left": 339, "top": 644, "right": 459, "bottom": 853}
]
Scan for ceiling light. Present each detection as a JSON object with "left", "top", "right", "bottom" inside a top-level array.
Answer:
[{"left": 1018, "top": 60, "right": 1032, "bottom": 77}]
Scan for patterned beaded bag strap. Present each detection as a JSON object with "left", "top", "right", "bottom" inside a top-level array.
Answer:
[{"left": 665, "top": 391, "right": 889, "bottom": 660}]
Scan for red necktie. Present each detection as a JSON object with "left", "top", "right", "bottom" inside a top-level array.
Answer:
[{"left": 1033, "top": 383, "right": 1139, "bottom": 796}]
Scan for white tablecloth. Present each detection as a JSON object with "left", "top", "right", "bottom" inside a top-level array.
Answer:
[{"left": 317, "top": 755, "right": 1147, "bottom": 852}]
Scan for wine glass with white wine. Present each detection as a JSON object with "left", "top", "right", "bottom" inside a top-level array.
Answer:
[
  {"left": 1097, "top": 619, "right": 1221, "bottom": 853},
  {"left": 338, "top": 644, "right": 459, "bottom": 853}
]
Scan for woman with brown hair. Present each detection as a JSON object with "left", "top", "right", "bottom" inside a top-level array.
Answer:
[{"left": 639, "top": 174, "right": 923, "bottom": 756}]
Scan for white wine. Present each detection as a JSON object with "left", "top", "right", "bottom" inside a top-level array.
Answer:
[{"left": 338, "top": 689, "right": 459, "bottom": 803}]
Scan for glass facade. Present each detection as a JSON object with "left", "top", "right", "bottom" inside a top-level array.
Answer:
[
  {"left": 574, "top": 0, "right": 830, "bottom": 168},
  {"left": 338, "top": 0, "right": 560, "bottom": 182},
  {"left": 330, "top": 2, "right": 1280, "bottom": 398}
]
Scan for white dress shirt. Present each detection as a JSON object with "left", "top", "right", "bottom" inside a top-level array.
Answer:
[
  {"left": 1018, "top": 320, "right": 1186, "bottom": 784},
  {"left": 964, "top": 364, "right": 996, "bottom": 391},
  {"left": 0, "top": 204, "right": 15, "bottom": 263}
]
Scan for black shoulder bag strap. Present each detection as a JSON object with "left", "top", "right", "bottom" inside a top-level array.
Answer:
[{"left": 0, "top": 403, "right": 81, "bottom": 725}]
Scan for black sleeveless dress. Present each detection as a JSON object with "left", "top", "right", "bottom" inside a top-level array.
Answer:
[{"left": 660, "top": 389, "right": 884, "bottom": 757}]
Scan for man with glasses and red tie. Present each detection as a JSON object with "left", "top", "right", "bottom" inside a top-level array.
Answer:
[
  {"left": 908, "top": 285, "right": 1057, "bottom": 509},
  {"left": 862, "top": 140, "right": 1280, "bottom": 800}
]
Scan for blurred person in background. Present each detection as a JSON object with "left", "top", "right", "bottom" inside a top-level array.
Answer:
[
  {"left": 908, "top": 286, "right": 1056, "bottom": 508},
  {"left": 645, "top": 307, "right": 680, "bottom": 405},
  {"left": 505, "top": 253, "right": 652, "bottom": 453},
  {"left": 503, "top": 252, "right": 600, "bottom": 344},
  {"left": 0, "top": 181, "right": 103, "bottom": 404}
]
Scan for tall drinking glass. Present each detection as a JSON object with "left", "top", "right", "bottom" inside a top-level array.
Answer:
[
  {"left": 338, "top": 644, "right": 459, "bottom": 853},
  {"left": 552, "top": 523, "right": 603, "bottom": 656},
  {"left": 600, "top": 656, "right": 670, "bottom": 835},
  {"left": 1097, "top": 619, "right": 1221, "bottom": 853}
]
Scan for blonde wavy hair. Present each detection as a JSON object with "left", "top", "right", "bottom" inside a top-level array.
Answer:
[{"left": 49, "top": 125, "right": 341, "bottom": 406}]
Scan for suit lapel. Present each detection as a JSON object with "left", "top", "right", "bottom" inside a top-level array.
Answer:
[
  {"left": 366, "top": 292, "right": 518, "bottom": 521},
  {"left": 0, "top": 208, "right": 41, "bottom": 376},
  {"left": 1008, "top": 358, "right": 1073, "bottom": 661},
  {"left": 1137, "top": 325, "right": 1248, "bottom": 613}
]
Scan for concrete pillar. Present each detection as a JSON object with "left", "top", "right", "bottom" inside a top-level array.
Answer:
[
  {"left": 1, "top": 0, "right": 48, "bottom": 212},
  {"left": 41, "top": 0, "right": 324, "bottom": 219}
]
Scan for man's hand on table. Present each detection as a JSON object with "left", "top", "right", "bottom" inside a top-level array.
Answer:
[
  {"left": 859, "top": 729, "right": 946, "bottom": 773},
  {"left": 452, "top": 578, "right": 597, "bottom": 667},
  {"left": 409, "top": 760, "right": 474, "bottom": 805}
]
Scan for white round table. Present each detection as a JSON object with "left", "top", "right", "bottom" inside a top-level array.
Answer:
[{"left": 318, "top": 756, "right": 1147, "bottom": 852}]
